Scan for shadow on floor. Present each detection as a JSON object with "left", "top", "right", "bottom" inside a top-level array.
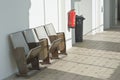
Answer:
[
  {"left": 73, "top": 39, "right": 120, "bottom": 53},
  {"left": 105, "top": 28, "right": 120, "bottom": 32},
  {"left": 108, "top": 64, "right": 120, "bottom": 80},
  {"left": 6, "top": 68, "right": 105, "bottom": 80}
]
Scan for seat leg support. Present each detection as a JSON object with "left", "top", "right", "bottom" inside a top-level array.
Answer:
[
  {"left": 42, "top": 53, "right": 51, "bottom": 64},
  {"left": 31, "top": 57, "right": 40, "bottom": 70},
  {"left": 51, "top": 48, "right": 59, "bottom": 59},
  {"left": 14, "top": 48, "right": 28, "bottom": 75},
  {"left": 60, "top": 48, "right": 67, "bottom": 55}
]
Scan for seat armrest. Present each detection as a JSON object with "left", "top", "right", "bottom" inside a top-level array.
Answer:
[
  {"left": 28, "top": 38, "right": 48, "bottom": 49},
  {"left": 27, "top": 39, "right": 48, "bottom": 59},
  {"left": 28, "top": 42, "right": 39, "bottom": 50},
  {"left": 48, "top": 35, "right": 58, "bottom": 43},
  {"left": 57, "top": 32, "right": 64, "bottom": 35},
  {"left": 49, "top": 38, "right": 62, "bottom": 51},
  {"left": 39, "top": 38, "right": 48, "bottom": 46},
  {"left": 51, "top": 38, "right": 62, "bottom": 46},
  {"left": 57, "top": 32, "right": 65, "bottom": 41},
  {"left": 27, "top": 45, "right": 41, "bottom": 59},
  {"left": 57, "top": 32, "right": 65, "bottom": 37}
]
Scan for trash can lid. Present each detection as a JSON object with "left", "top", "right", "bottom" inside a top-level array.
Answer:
[{"left": 76, "top": 15, "right": 85, "bottom": 20}]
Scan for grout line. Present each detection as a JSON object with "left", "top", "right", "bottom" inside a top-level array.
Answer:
[
  {"left": 61, "top": 59, "right": 116, "bottom": 69},
  {"left": 84, "top": 24, "right": 104, "bottom": 36},
  {"left": 69, "top": 52, "right": 120, "bottom": 61}
]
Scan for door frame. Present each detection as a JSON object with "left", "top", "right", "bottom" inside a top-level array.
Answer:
[{"left": 92, "top": 0, "right": 104, "bottom": 34}]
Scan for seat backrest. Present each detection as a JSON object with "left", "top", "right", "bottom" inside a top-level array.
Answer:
[
  {"left": 44, "top": 23, "right": 57, "bottom": 36},
  {"left": 34, "top": 26, "right": 51, "bottom": 45},
  {"left": 10, "top": 32, "right": 29, "bottom": 55},
  {"left": 23, "top": 29, "right": 39, "bottom": 43}
]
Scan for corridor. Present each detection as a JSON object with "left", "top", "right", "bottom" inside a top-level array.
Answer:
[{"left": 7, "top": 29, "right": 120, "bottom": 80}]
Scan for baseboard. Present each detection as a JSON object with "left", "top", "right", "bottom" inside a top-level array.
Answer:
[
  {"left": 3, "top": 73, "right": 16, "bottom": 80},
  {"left": 84, "top": 25, "right": 103, "bottom": 36},
  {"left": 66, "top": 38, "right": 72, "bottom": 49}
]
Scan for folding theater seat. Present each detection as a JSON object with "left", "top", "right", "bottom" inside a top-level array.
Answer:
[
  {"left": 44, "top": 23, "right": 67, "bottom": 55},
  {"left": 23, "top": 29, "right": 49, "bottom": 64},
  {"left": 34, "top": 26, "right": 62, "bottom": 59},
  {"left": 10, "top": 32, "right": 44, "bottom": 76}
]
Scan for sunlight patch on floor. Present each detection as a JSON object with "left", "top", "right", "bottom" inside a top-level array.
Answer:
[{"left": 48, "top": 47, "right": 120, "bottom": 79}]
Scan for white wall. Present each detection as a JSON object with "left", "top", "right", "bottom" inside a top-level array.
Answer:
[
  {"left": 75, "top": 0, "right": 92, "bottom": 35},
  {"left": 65, "top": 0, "right": 72, "bottom": 49},
  {"left": 29, "top": 0, "right": 45, "bottom": 28},
  {"left": 72, "top": 0, "right": 92, "bottom": 44},
  {"left": 0, "top": 0, "right": 30, "bottom": 79},
  {"left": 1, "top": 0, "right": 72, "bottom": 79},
  {"left": 29, "top": 0, "right": 72, "bottom": 49},
  {"left": 44, "top": 0, "right": 59, "bottom": 32},
  {"left": 92, "top": 0, "right": 104, "bottom": 34},
  {"left": 92, "top": 0, "right": 111, "bottom": 31}
]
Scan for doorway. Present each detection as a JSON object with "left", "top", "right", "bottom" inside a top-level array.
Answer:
[
  {"left": 92, "top": 0, "right": 104, "bottom": 34},
  {"left": 115, "top": 0, "right": 120, "bottom": 26},
  {"left": 117, "top": 0, "right": 120, "bottom": 26}
]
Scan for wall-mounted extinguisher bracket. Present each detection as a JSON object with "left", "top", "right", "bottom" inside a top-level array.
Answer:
[{"left": 68, "top": 9, "right": 76, "bottom": 28}]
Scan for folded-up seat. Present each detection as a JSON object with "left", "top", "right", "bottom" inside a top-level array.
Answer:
[
  {"left": 34, "top": 26, "right": 62, "bottom": 59},
  {"left": 44, "top": 23, "right": 67, "bottom": 55},
  {"left": 10, "top": 32, "right": 44, "bottom": 76},
  {"left": 23, "top": 29, "right": 49, "bottom": 64}
]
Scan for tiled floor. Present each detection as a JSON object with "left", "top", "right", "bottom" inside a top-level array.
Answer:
[{"left": 6, "top": 29, "right": 120, "bottom": 80}]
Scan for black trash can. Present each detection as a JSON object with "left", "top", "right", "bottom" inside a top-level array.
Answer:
[{"left": 75, "top": 15, "right": 85, "bottom": 42}]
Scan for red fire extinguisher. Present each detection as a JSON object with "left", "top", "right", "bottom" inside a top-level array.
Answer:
[{"left": 68, "top": 9, "right": 76, "bottom": 28}]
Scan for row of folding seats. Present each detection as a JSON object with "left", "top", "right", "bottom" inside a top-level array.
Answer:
[{"left": 9, "top": 23, "right": 66, "bottom": 76}]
